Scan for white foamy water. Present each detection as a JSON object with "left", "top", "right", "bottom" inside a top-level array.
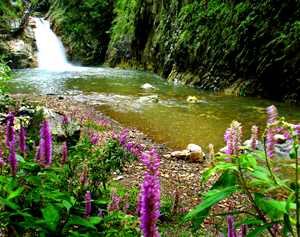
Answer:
[{"left": 33, "top": 17, "right": 84, "bottom": 71}]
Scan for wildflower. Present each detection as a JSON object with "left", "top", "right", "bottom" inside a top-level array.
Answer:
[
  {"left": 97, "top": 208, "right": 103, "bottom": 218},
  {"left": 61, "top": 141, "right": 67, "bottom": 166},
  {"left": 6, "top": 114, "right": 18, "bottom": 175},
  {"left": 180, "top": 207, "right": 184, "bottom": 214},
  {"left": 6, "top": 113, "right": 15, "bottom": 147},
  {"left": 266, "top": 105, "right": 279, "bottom": 160},
  {"left": 87, "top": 109, "right": 93, "bottom": 121},
  {"left": 224, "top": 121, "right": 243, "bottom": 159},
  {"left": 249, "top": 125, "right": 258, "bottom": 150},
  {"left": 119, "top": 133, "right": 127, "bottom": 146},
  {"left": 107, "top": 188, "right": 118, "bottom": 212},
  {"left": 171, "top": 186, "right": 180, "bottom": 213},
  {"left": 208, "top": 143, "right": 214, "bottom": 162},
  {"left": 18, "top": 126, "right": 26, "bottom": 158},
  {"left": 62, "top": 113, "right": 70, "bottom": 124},
  {"left": 80, "top": 114, "right": 84, "bottom": 123},
  {"left": 239, "top": 224, "right": 247, "bottom": 237},
  {"left": 122, "top": 128, "right": 129, "bottom": 134},
  {"left": 80, "top": 164, "right": 88, "bottom": 188},
  {"left": 0, "top": 146, "right": 4, "bottom": 168},
  {"left": 123, "top": 193, "right": 130, "bottom": 213},
  {"left": 90, "top": 136, "right": 99, "bottom": 144},
  {"left": 138, "top": 149, "right": 161, "bottom": 237},
  {"left": 111, "top": 132, "right": 115, "bottom": 139},
  {"left": 40, "top": 118, "right": 52, "bottom": 166},
  {"left": 84, "top": 191, "right": 91, "bottom": 219}
]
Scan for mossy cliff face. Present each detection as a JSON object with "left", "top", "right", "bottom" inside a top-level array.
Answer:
[{"left": 106, "top": 0, "right": 300, "bottom": 104}]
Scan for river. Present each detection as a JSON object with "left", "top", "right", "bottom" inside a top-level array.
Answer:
[{"left": 9, "top": 66, "right": 300, "bottom": 154}]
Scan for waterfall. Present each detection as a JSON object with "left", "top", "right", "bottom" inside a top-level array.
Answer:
[{"left": 33, "top": 17, "right": 76, "bottom": 71}]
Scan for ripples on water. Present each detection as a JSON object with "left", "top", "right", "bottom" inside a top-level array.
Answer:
[{"left": 10, "top": 67, "right": 300, "bottom": 155}]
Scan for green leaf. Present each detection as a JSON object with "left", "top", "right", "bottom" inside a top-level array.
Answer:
[
  {"left": 289, "top": 148, "right": 296, "bottom": 159},
  {"left": 184, "top": 187, "right": 239, "bottom": 220},
  {"left": 7, "top": 187, "right": 25, "bottom": 200},
  {"left": 247, "top": 220, "right": 284, "bottom": 237},
  {"left": 283, "top": 213, "right": 296, "bottom": 237},
  {"left": 211, "top": 169, "right": 237, "bottom": 189},
  {"left": 89, "top": 216, "right": 102, "bottom": 224},
  {"left": 42, "top": 203, "right": 60, "bottom": 224},
  {"left": 63, "top": 200, "right": 72, "bottom": 213},
  {"left": 66, "top": 215, "right": 96, "bottom": 229}
]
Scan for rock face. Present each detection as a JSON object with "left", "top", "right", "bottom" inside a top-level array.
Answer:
[{"left": 0, "top": 17, "right": 38, "bottom": 69}]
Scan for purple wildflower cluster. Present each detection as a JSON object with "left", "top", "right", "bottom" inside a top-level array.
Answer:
[
  {"left": 226, "top": 204, "right": 247, "bottom": 237},
  {"left": 107, "top": 188, "right": 130, "bottom": 213},
  {"left": 111, "top": 129, "right": 144, "bottom": 158},
  {"left": 138, "top": 149, "right": 161, "bottom": 237},
  {"left": 84, "top": 190, "right": 91, "bottom": 219},
  {"left": 224, "top": 120, "right": 243, "bottom": 158}
]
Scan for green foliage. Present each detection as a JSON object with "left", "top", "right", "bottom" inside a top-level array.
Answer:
[
  {"left": 107, "top": 0, "right": 300, "bottom": 103},
  {"left": 0, "top": 55, "right": 16, "bottom": 112},
  {"left": 48, "top": 0, "right": 114, "bottom": 65},
  {"left": 185, "top": 117, "right": 300, "bottom": 236}
]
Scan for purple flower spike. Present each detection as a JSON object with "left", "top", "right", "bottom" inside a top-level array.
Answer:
[
  {"left": 90, "top": 136, "right": 99, "bottom": 144},
  {"left": 122, "top": 128, "right": 129, "bottom": 134},
  {"left": 98, "top": 208, "right": 103, "bottom": 218},
  {"left": 240, "top": 224, "right": 247, "bottom": 237},
  {"left": 40, "top": 118, "right": 52, "bottom": 166},
  {"left": 138, "top": 151, "right": 161, "bottom": 237},
  {"left": 62, "top": 113, "right": 70, "bottom": 124},
  {"left": 266, "top": 105, "right": 279, "bottom": 160},
  {"left": 180, "top": 207, "right": 184, "bottom": 214},
  {"left": 84, "top": 191, "right": 91, "bottom": 219},
  {"left": 6, "top": 113, "right": 15, "bottom": 147},
  {"left": 61, "top": 142, "right": 67, "bottom": 166},
  {"left": 6, "top": 114, "right": 18, "bottom": 175},
  {"left": 249, "top": 125, "right": 258, "bottom": 150},
  {"left": 171, "top": 186, "right": 180, "bottom": 213},
  {"left": 224, "top": 121, "right": 243, "bottom": 158},
  {"left": 18, "top": 126, "right": 26, "bottom": 159}
]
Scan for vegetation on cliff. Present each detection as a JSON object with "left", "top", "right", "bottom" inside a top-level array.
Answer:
[{"left": 106, "top": 0, "right": 300, "bottom": 104}]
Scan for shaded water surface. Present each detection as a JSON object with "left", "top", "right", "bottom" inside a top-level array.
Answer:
[{"left": 10, "top": 67, "right": 300, "bottom": 154}]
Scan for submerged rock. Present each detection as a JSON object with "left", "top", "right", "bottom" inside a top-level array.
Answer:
[{"left": 137, "top": 95, "right": 159, "bottom": 103}]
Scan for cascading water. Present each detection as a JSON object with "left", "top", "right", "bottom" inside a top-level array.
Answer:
[{"left": 33, "top": 17, "right": 76, "bottom": 71}]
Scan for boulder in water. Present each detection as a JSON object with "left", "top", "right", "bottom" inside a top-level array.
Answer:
[
  {"left": 187, "top": 96, "right": 198, "bottom": 103},
  {"left": 141, "top": 83, "right": 154, "bottom": 89}
]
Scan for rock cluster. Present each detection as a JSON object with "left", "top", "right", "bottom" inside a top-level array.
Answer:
[{"left": 167, "top": 143, "right": 205, "bottom": 163}]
